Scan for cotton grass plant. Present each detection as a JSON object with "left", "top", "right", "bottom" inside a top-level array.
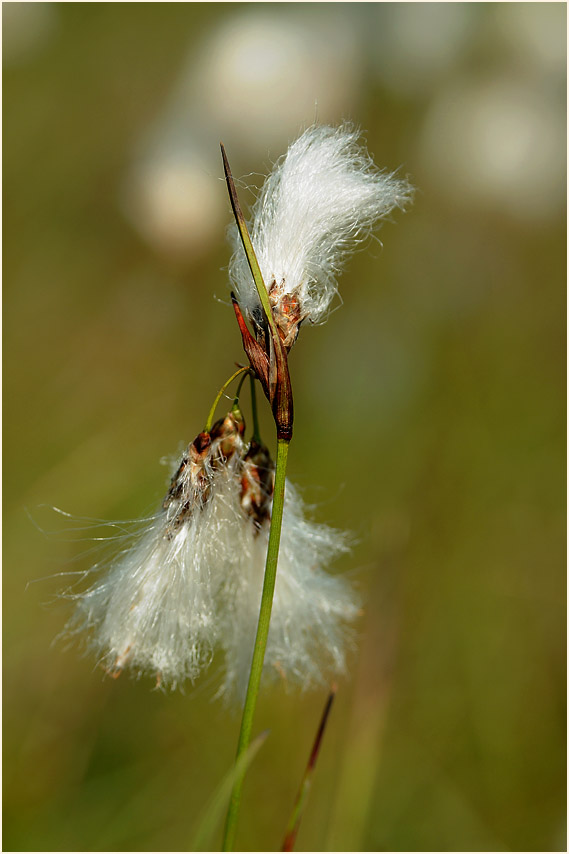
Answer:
[{"left": 60, "top": 123, "right": 412, "bottom": 849}]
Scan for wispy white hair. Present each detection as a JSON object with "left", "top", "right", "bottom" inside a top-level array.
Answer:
[
  {"left": 229, "top": 123, "right": 413, "bottom": 333},
  {"left": 64, "top": 418, "right": 359, "bottom": 696},
  {"left": 219, "top": 479, "right": 360, "bottom": 701},
  {"left": 66, "top": 417, "right": 246, "bottom": 689},
  {"left": 67, "top": 509, "right": 220, "bottom": 688}
]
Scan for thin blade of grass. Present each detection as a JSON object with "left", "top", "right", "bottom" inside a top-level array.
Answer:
[
  {"left": 282, "top": 686, "right": 337, "bottom": 852},
  {"left": 192, "top": 729, "right": 269, "bottom": 852},
  {"left": 221, "top": 144, "right": 293, "bottom": 441},
  {"left": 220, "top": 143, "right": 278, "bottom": 341}
]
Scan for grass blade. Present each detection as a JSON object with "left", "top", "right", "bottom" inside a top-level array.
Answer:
[
  {"left": 220, "top": 143, "right": 278, "bottom": 340},
  {"left": 192, "top": 729, "right": 269, "bottom": 851},
  {"left": 282, "top": 686, "right": 337, "bottom": 852}
]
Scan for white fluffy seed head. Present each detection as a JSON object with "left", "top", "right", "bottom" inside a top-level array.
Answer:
[
  {"left": 218, "top": 478, "right": 360, "bottom": 702},
  {"left": 228, "top": 123, "right": 413, "bottom": 341},
  {"left": 64, "top": 414, "right": 360, "bottom": 696}
]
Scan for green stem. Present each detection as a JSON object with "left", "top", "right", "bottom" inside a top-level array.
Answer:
[
  {"left": 222, "top": 437, "right": 290, "bottom": 851},
  {"left": 205, "top": 367, "right": 250, "bottom": 432},
  {"left": 249, "top": 373, "right": 261, "bottom": 444},
  {"left": 233, "top": 370, "right": 250, "bottom": 413}
]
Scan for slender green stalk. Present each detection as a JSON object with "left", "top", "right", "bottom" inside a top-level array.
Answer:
[
  {"left": 249, "top": 374, "right": 261, "bottom": 444},
  {"left": 222, "top": 436, "right": 290, "bottom": 851},
  {"left": 205, "top": 366, "right": 250, "bottom": 432},
  {"left": 233, "top": 369, "right": 250, "bottom": 411}
]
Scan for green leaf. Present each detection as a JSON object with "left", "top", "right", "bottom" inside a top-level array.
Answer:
[{"left": 192, "top": 730, "right": 269, "bottom": 852}]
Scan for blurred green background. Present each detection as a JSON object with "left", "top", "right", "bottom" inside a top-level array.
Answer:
[{"left": 4, "top": 3, "right": 566, "bottom": 851}]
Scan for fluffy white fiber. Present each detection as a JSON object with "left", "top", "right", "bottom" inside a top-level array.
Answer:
[
  {"left": 66, "top": 415, "right": 247, "bottom": 689},
  {"left": 68, "top": 506, "right": 222, "bottom": 688},
  {"left": 229, "top": 123, "right": 413, "bottom": 337},
  {"left": 66, "top": 417, "right": 359, "bottom": 697},
  {"left": 219, "top": 479, "right": 359, "bottom": 702}
]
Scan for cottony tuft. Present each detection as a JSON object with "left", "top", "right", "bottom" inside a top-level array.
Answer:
[
  {"left": 66, "top": 412, "right": 246, "bottom": 689},
  {"left": 65, "top": 411, "right": 359, "bottom": 695},
  {"left": 228, "top": 123, "right": 413, "bottom": 348}
]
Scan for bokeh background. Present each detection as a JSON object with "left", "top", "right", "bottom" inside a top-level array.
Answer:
[{"left": 4, "top": 3, "right": 566, "bottom": 851}]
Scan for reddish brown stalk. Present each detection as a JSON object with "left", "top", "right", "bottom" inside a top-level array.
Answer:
[{"left": 282, "top": 685, "right": 338, "bottom": 852}]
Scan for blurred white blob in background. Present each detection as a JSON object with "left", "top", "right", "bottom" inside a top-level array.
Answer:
[
  {"left": 419, "top": 74, "right": 566, "bottom": 222},
  {"left": 120, "top": 7, "right": 361, "bottom": 261},
  {"left": 2, "top": 2, "right": 57, "bottom": 65},
  {"left": 121, "top": 144, "right": 227, "bottom": 259},
  {"left": 192, "top": 10, "right": 361, "bottom": 150},
  {"left": 120, "top": 2, "right": 566, "bottom": 256},
  {"left": 367, "top": 3, "right": 475, "bottom": 97}
]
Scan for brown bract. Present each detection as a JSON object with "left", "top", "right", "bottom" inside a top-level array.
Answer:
[
  {"left": 231, "top": 294, "right": 294, "bottom": 442},
  {"left": 268, "top": 279, "right": 307, "bottom": 351},
  {"left": 239, "top": 439, "right": 275, "bottom": 533},
  {"left": 162, "top": 412, "right": 245, "bottom": 536}
]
